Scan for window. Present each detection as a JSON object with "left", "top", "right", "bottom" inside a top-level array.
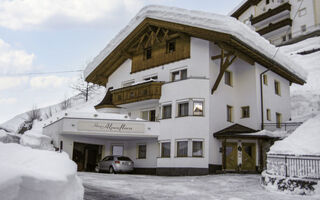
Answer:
[
  {"left": 144, "top": 47, "right": 152, "bottom": 60},
  {"left": 141, "top": 110, "right": 156, "bottom": 121},
  {"left": 137, "top": 144, "right": 146, "bottom": 159},
  {"left": 227, "top": 105, "right": 233, "bottom": 122},
  {"left": 171, "top": 69, "right": 187, "bottom": 81},
  {"left": 241, "top": 106, "right": 250, "bottom": 118},
  {"left": 266, "top": 0, "right": 270, "bottom": 4},
  {"left": 267, "top": 109, "right": 271, "bottom": 121},
  {"left": 263, "top": 74, "right": 268, "bottom": 85},
  {"left": 298, "top": 8, "right": 307, "bottom": 17},
  {"left": 122, "top": 80, "right": 134, "bottom": 87},
  {"left": 274, "top": 80, "right": 281, "bottom": 95},
  {"left": 192, "top": 141, "right": 203, "bottom": 157},
  {"left": 162, "top": 104, "right": 172, "bottom": 119},
  {"left": 301, "top": 25, "right": 307, "bottom": 32},
  {"left": 178, "top": 102, "right": 189, "bottom": 117},
  {"left": 166, "top": 40, "right": 176, "bottom": 53},
  {"left": 193, "top": 101, "right": 203, "bottom": 116},
  {"left": 276, "top": 112, "right": 282, "bottom": 128},
  {"left": 282, "top": 35, "right": 286, "bottom": 42},
  {"left": 225, "top": 71, "right": 232, "bottom": 86},
  {"left": 177, "top": 141, "right": 188, "bottom": 157},
  {"left": 288, "top": 33, "right": 292, "bottom": 40},
  {"left": 161, "top": 142, "right": 171, "bottom": 158},
  {"left": 144, "top": 75, "right": 158, "bottom": 81}
]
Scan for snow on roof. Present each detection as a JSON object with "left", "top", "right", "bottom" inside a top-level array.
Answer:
[
  {"left": 238, "top": 129, "right": 289, "bottom": 139},
  {"left": 84, "top": 5, "right": 307, "bottom": 82},
  {"left": 269, "top": 114, "right": 320, "bottom": 156}
]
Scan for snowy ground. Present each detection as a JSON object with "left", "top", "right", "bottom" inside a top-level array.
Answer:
[{"left": 78, "top": 172, "right": 319, "bottom": 200}]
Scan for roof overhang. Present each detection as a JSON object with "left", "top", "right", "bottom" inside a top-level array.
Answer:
[{"left": 231, "top": 0, "right": 262, "bottom": 19}]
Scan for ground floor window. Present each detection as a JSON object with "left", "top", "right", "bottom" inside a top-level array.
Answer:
[
  {"left": 192, "top": 141, "right": 203, "bottom": 157},
  {"left": 176, "top": 141, "right": 188, "bottom": 157},
  {"left": 178, "top": 102, "right": 189, "bottom": 117},
  {"left": 137, "top": 144, "right": 146, "bottom": 159},
  {"left": 161, "top": 142, "right": 171, "bottom": 158},
  {"left": 141, "top": 110, "right": 156, "bottom": 121}
]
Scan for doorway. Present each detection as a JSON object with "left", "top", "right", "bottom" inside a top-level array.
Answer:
[
  {"left": 241, "top": 143, "right": 256, "bottom": 171},
  {"left": 72, "top": 142, "right": 103, "bottom": 172},
  {"left": 225, "top": 142, "right": 238, "bottom": 171}
]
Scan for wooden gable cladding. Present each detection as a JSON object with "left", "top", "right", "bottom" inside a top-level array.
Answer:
[
  {"left": 111, "top": 81, "right": 163, "bottom": 105},
  {"left": 130, "top": 26, "right": 190, "bottom": 73},
  {"left": 86, "top": 17, "right": 305, "bottom": 86}
]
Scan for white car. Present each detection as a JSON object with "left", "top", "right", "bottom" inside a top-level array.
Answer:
[{"left": 96, "top": 155, "right": 134, "bottom": 174}]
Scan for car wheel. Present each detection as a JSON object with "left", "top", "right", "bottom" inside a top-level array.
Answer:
[{"left": 109, "top": 166, "right": 115, "bottom": 174}]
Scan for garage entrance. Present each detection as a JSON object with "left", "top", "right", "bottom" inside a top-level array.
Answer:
[{"left": 72, "top": 142, "right": 103, "bottom": 172}]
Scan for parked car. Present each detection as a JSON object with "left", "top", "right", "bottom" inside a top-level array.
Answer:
[{"left": 96, "top": 155, "right": 134, "bottom": 174}]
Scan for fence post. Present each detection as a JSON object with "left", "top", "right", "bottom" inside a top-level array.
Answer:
[{"left": 284, "top": 155, "right": 287, "bottom": 177}]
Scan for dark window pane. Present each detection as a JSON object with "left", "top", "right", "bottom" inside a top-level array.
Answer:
[
  {"left": 177, "top": 141, "right": 188, "bottom": 157},
  {"left": 150, "top": 110, "right": 156, "bottom": 121},
  {"left": 192, "top": 141, "right": 203, "bottom": 157},
  {"left": 145, "top": 48, "right": 152, "bottom": 60},
  {"left": 162, "top": 105, "right": 172, "bottom": 119},
  {"left": 117, "top": 156, "right": 132, "bottom": 161},
  {"left": 244, "top": 146, "right": 252, "bottom": 157},
  {"left": 161, "top": 142, "right": 170, "bottom": 158},
  {"left": 181, "top": 69, "right": 187, "bottom": 80},
  {"left": 138, "top": 145, "right": 146, "bottom": 159},
  {"left": 179, "top": 103, "right": 189, "bottom": 117}
]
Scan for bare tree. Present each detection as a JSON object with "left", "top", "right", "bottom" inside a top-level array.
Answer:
[
  {"left": 27, "top": 105, "right": 41, "bottom": 122},
  {"left": 60, "top": 96, "right": 71, "bottom": 110},
  {"left": 70, "top": 74, "right": 99, "bottom": 102}
]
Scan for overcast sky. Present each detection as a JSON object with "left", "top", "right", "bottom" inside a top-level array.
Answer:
[{"left": 0, "top": 0, "right": 242, "bottom": 123}]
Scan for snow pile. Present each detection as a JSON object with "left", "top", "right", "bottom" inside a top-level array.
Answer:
[
  {"left": 0, "top": 142, "right": 83, "bottom": 200},
  {"left": 0, "top": 130, "right": 20, "bottom": 144},
  {"left": 240, "top": 129, "right": 289, "bottom": 139},
  {"left": 269, "top": 114, "right": 320, "bottom": 155},
  {"left": 84, "top": 5, "right": 307, "bottom": 81},
  {"left": 20, "top": 130, "right": 54, "bottom": 150}
]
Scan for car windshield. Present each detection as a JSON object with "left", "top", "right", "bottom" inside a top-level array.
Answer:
[{"left": 117, "top": 156, "right": 131, "bottom": 161}]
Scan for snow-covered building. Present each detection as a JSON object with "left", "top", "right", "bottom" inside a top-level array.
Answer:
[
  {"left": 44, "top": 5, "right": 306, "bottom": 175},
  {"left": 230, "top": 0, "right": 320, "bottom": 46}
]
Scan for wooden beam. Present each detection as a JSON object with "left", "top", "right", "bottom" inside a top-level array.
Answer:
[
  {"left": 218, "top": 42, "right": 254, "bottom": 65},
  {"left": 211, "top": 49, "right": 237, "bottom": 94}
]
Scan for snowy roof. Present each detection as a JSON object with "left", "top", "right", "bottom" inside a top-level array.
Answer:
[
  {"left": 84, "top": 5, "right": 307, "bottom": 84},
  {"left": 269, "top": 114, "right": 320, "bottom": 156}
]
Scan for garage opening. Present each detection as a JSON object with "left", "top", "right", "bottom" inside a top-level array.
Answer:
[{"left": 72, "top": 142, "right": 103, "bottom": 172}]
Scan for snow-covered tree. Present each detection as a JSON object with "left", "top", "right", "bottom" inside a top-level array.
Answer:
[{"left": 70, "top": 74, "right": 99, "bottom": 102}]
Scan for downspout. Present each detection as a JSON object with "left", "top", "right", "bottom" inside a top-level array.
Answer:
[{"left": 260, "top": 69, "right": 270, "bottom": 130}]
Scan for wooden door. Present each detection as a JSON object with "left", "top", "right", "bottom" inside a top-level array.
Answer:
[
  {"left": 242, "top": 143, "right": 256, "bottom": 171},
  {"left": 225, "top": 142, "right": 238, "bottom": 170}
]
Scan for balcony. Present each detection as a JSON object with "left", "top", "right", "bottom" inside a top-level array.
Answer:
[
  {"left": 257, "top": 18, "right": 292, "bottom": 36},
  {"left": 262, "top": 122, "right": 302, "bottom": 133},
  {"left": 111, "top": 81, "right": 164, "bottom": 106},
  {"left": 251, "top": 2, "right": 291, "bottom": 25}
]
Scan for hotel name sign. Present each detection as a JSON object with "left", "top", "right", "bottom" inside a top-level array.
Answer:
[{"left": 77, "top": 121, "right": 145, "bottom": 133}]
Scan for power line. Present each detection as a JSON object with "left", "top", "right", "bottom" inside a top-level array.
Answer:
[{"left": 0, "top": 69, "right": 84, "bottom": 77}]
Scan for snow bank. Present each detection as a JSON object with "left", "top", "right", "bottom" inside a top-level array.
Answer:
[
  {"left": 0, "top": 142, "right": 83, "bottom": 200},
  {"left": 20, "top": 130, "right": 54, "bottom": 150},
  {"left": 84, "top": 5, "right": 307, "bottom": 82},
  {"left": 269, "top": 114, "right": 320, "bottom": 155}
]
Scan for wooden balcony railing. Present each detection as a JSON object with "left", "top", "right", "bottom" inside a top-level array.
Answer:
[
  {"left": 251, "top": 2, "right": 291, "bottom": 25},
  {"left": 257, "top": 18, "right": 292, "bottom": 36},
  {"left": 111, "top": 81, "right": 163, "bottom": 105}
]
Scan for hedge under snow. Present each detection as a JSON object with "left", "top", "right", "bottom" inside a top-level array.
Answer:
[{"left": 0, "top": 142, "right": 83, "bottom": 200}]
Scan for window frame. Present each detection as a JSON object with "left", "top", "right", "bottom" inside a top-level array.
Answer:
[
  {"left": 162, "top": 104, "right": 172, "bottom": 119},
  {"left": 137, "top": 144, "right": 147, "bottom": 159},
  {"left": 224, "top": 70, "right": 233, "bottom": 87},
  {"left": 141, "top": 109, "right": 156, "bottom": 121},
  {"left": 266, "top": 109, "right": 271, "bottom": 121},
  {"left": 193, "top": 101, "right": 204, "bottom": 116},
  {"left": 177, "top": 102, "right": 189, "bottom": 117},
  {"left": 227, "top": 105, "right": 234, "bottom": 122},
  {"left": 263, "top": 74, "right": 268, "bottom": 85},
  {"left": 171, "top": 68, "right": 187, "bottom": 82},
  {"left": 144, "top": 47, "right": 152, "bottom": 60},
  {"left": 274, "top": 80, "right": 281, "bottom": 96},
  {"left": 276, "top": 112, "right": 282, "bottom": 128},
  {"left": 192, "top": 140, "right": 203, "bottom": 157},
  {"left": 241, "top": 106, "right": 250, "bottom": 118},
  {"left": 166, "top": 40, "right": 176, "bottom": 53},
  {"left": 160, "top": 142, "right": 171, "bottom": 158},
  {"left": 176, "top": 141, "right": 188, "bottom": 157}
]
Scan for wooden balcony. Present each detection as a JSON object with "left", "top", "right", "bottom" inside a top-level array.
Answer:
[
  {"left": 251, "top": 2, "right": 291, "bottom": 25},
  {"left": 257, "top": 18, "right": 292, "bottom": 36},
  {"left": 111, "top": 81, "right": 164, "bottom": 105}
]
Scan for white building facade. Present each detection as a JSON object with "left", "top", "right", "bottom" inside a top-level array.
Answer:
[
  {"left": 231, "top": 0, "right": 320, "bottom": 46},
  {"left": 44, "top": 6, "right": 305, "bottom": 175}
]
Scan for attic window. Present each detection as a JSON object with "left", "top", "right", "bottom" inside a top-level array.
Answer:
[
  {"left": 144, "top": 48, "right": 152, "bottom": 60},
  {"left": 167, "top": 40, "right": 176, "bottom": 53}
]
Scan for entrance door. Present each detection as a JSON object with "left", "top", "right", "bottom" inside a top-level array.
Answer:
[
  {"left": 72, "top": 142, "right": 102, "bottom": 172},
  {"left": 242, "top": 143, "right": 256, "bottom": 171},
  {"left": 112, "top": 145, "right": 124, "bottom": 156},
  {"left": 225, "top": 142, "right": 238, "bottom": 170}
]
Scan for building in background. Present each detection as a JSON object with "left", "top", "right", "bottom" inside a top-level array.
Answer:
[{"left": 230, "top": 0, "right": 320, "bottom": 46}]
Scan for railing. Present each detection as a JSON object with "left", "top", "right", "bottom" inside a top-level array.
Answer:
[
  {"left": 262, "top": 122, "right": 302, "bottom": 133},
  {"left": 251, "top": 2, "right": 291, "bottom": 25},
  {"left": 267, "top": 154, "right": 320, "bottom": 180},
  {"left": 111, "top": 81, "right": 163, "bottom": 105}
]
